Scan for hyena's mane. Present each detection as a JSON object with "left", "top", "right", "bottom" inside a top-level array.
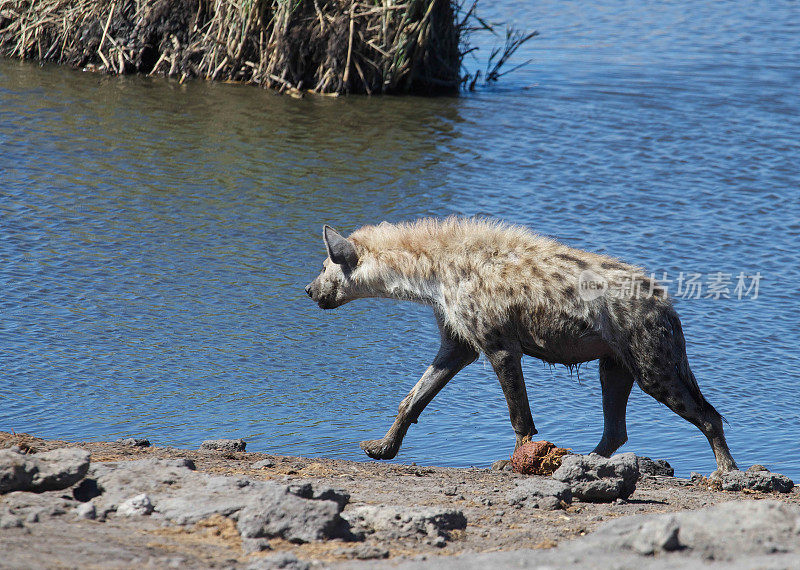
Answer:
[
  {"left": 346, "top": 217, "right": 567, "bottom": 344},
  {"left": 348, "top": 216, "right": 553, "bottom": 276}
]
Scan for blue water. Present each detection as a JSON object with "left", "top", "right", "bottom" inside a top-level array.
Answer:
[{"left": 1, "top": 1, "right": 799, "bottom": 479}]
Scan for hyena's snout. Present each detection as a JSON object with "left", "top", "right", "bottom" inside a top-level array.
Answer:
[
  {"left": 305, "top": 278, "right": 332, "bottom": 308},
  {"left": 305, "top": 281, "right": 320, "bottom": 303}
]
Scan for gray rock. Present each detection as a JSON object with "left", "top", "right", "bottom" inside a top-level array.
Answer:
[
  {"left": 155, "top": 476, "right": 260, "bottom": 524},
  {"left": 252, "top": 459, "right": 275, "bottom": 469},
  {"left": 87, "top": 458, "right": 200, "bottom": 516},
  {"left": 151, "top": 558, "right": 187, "bottom": 568},
  {"left": 636, "top": 456, "right": 674, "bottom": 477},
  {"left": 86, "top": 457, "right": 352, "bottom": 545},
  {"left": 0, "top": 492, "right": 72, "bottom": 524},
  {"left": 241, "top": 538, "right": 272, "bottom": 553},
  {"left": 552, "top": 452, "right": 639, "bottom": 502},
  {"left": 388, "top": 501, "right": 800, "bottom": 569},
  {"left": 505, "top": 478, "right": 572, "bottom": 509},
  {"left": 237, "top": 485, "right": 350, "bottom": 543},
  {"left": 30, "top": 448, "right": 91, "bottom": 492},
  {"left": 168, "top": 457, "right": 197, "bottom": 470},
  {"left": 199, "top": 439, "right": 246, "bottom": 452},
  {"left": 286, "top": 482, "right": 350, "bottom": 511},
  {"left": 28, "top": 502, "right": 69, "bottom": 522},
  {"left": 338, "top": 544, "right": 390, "bottom": 559},
  {"left": 536, "top": 496, "right": 563, "bottom": 511},
  {"left": 74, "top": 502, "right": 97, "bottom": 520},
  {"left": 0, "top": 449, "right": 32, "bottom": 494},
  {"left": 343, "top": 505, "right": 466, "bottom": 540},
  {"left": 117, "top": 493, "right": 154, "bottom": 516},
  {"left": 668, "top": 500, "right": 799, "bottom": 561},
  {"left": 314, "top": 485, "right": 351, "bottom": 509},
  {"left": 116, "top": 438, "right": 151, "bottom": 447},
  {"left": 0, "top": 447, "right": 90, "bottom": 494},
  {"left": 689, "top": 471, "right": 705, "bottom": 483},
  {"left": 627, "top": 516, "right": 681, "bottom": 555},
  {"left": 581, "top": 500, "right": 800, "bottom": 560},
  {"left": 0, "top": 513, "right": 24, "bottom": 528},
  {"left": 246, "top": 552, "right": 310, "bottom": 570},
  {"left": 721, "top": 469, "right": 794, "bottom": 493}
]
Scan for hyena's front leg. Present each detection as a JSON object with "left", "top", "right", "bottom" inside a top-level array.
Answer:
[
  {"left": 485, "top": 342, "right": 537, "bottom": 455},
  {"left": 360, "top": 325, "right": 478, "bottom": 460}
]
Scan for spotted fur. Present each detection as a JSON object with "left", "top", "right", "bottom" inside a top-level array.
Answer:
[{"left": 305, "top": 217, "right": 737, "bottom": 473}]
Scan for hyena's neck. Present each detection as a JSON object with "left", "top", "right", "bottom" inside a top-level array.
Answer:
[{"left": 356, "top": 257, "right": 444, "bottom": 307}]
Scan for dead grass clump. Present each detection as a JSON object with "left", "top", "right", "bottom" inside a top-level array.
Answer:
[
  {"left": 0, "top": 0, "right": 473, "bottom": 94},
  {"left": 1, "top": 0, "right": 536, "bottom": 94}
]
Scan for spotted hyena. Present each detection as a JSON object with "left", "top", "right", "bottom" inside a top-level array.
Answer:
[{"left": 305, "top": 217, "right": 737, "bottom": 473}]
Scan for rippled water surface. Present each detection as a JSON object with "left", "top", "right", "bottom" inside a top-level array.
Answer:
[{"left": 2, "top": 1, "right": 799, "bottom": 478}]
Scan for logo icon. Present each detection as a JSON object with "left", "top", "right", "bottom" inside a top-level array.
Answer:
[{"left": 577, "top": 270, "right": 608, "bottom": 301}]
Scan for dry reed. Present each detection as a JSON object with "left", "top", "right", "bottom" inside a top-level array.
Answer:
[{"left": 0, "top": 0, "right": 531, "bottom": 95}]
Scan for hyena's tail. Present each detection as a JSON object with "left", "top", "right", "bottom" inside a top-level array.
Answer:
[{"left": 666, "top": 311, "right": 702, "bottom": 402}]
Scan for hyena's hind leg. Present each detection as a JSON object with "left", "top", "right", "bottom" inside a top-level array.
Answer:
[
  {"left": 360, "top": 313, "right": 478, "bottom": 460},
  {"left": 628, "top": 311, "right": 738, "bottom": 473},
  {"left": 591, "top": 357, "right": 635, "bottom": 457},
  {"left": 638, "top": 365, "right": 737, "bottom": 473}
]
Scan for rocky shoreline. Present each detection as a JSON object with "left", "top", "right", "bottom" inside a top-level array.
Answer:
[{"left": 2, "top": 432, "right": 799, "bottom": 569}]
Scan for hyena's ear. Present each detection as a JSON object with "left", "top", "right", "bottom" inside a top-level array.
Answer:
[{"left": 323, "top": 225, "right": 359, "bottom": 268}]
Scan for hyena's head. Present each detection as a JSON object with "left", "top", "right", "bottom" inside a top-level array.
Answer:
[{"left": 305, "top": 226, "right": 362, "bottom": 310}]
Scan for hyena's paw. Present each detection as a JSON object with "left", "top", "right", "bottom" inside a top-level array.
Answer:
[{"left": 359, "top": 439, "right": 399, "bottom": 460}]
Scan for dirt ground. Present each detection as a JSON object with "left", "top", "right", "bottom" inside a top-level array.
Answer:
[{"left": 2, "top": 432, "right": 798, "bottom": 568}]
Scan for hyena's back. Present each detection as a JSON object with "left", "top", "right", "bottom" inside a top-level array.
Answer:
[{"left": 350, "top": 217, "right": 659, "bottom": 365}]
